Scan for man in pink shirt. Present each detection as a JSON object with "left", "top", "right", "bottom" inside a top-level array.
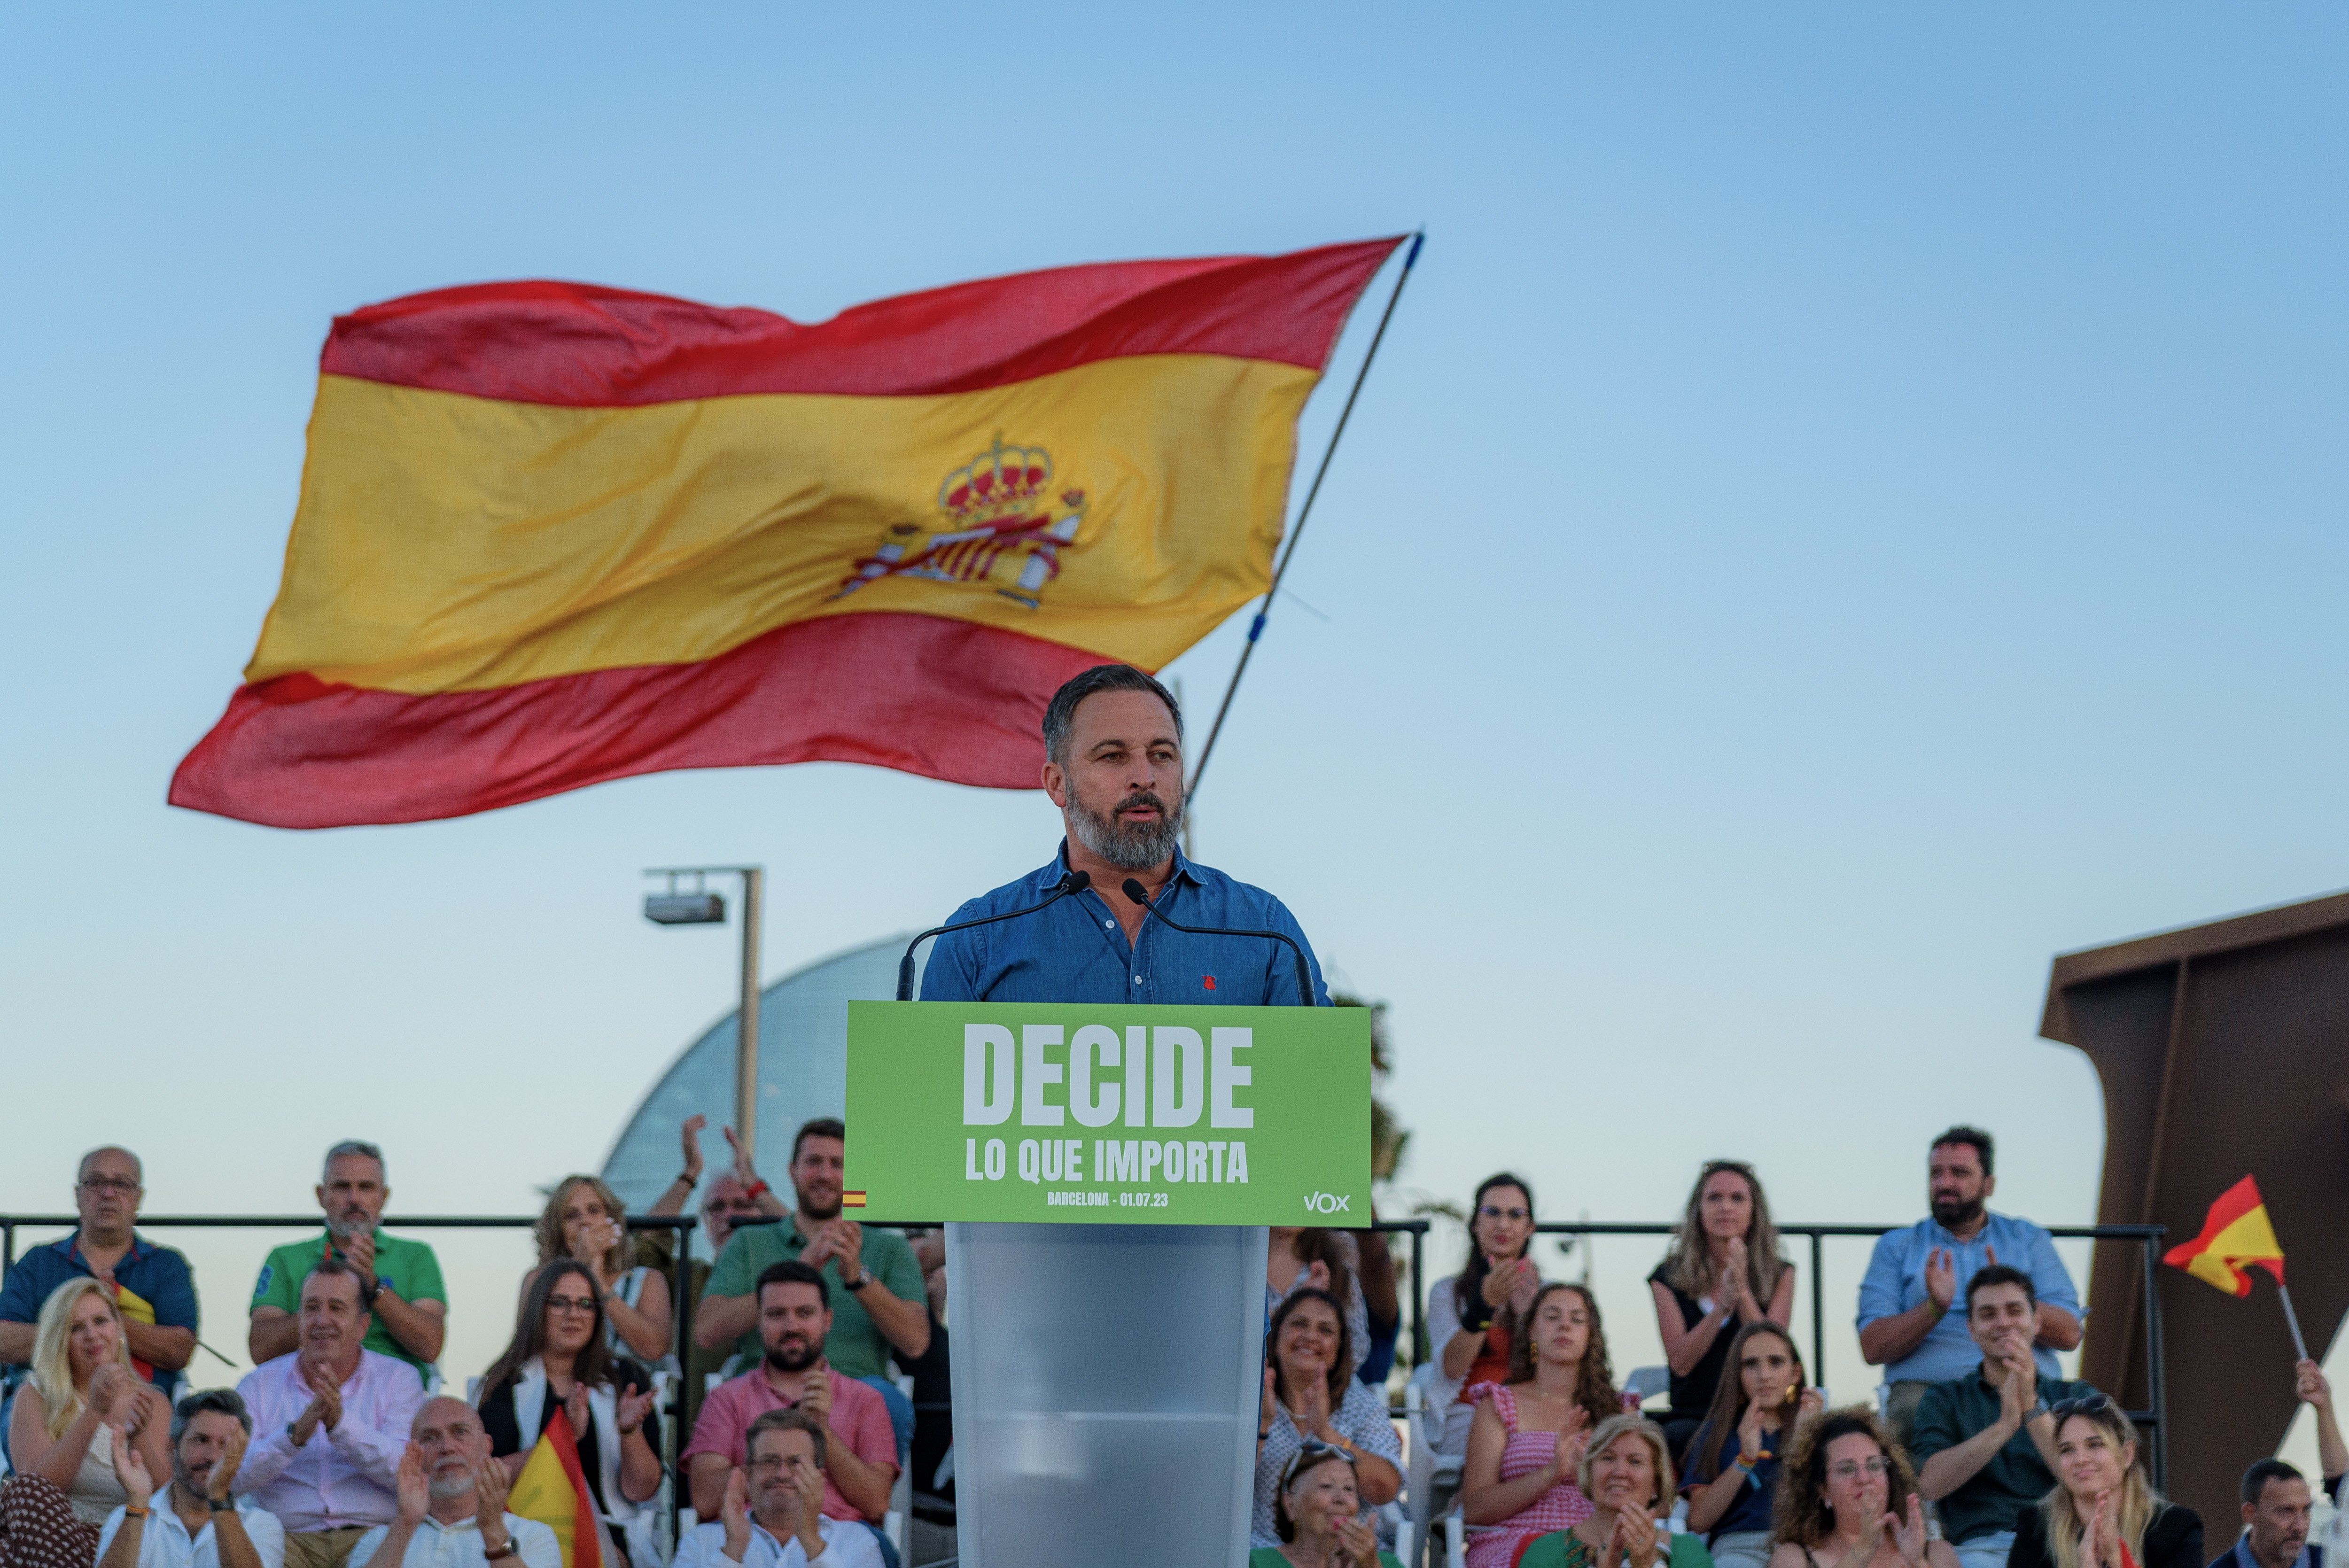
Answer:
[
  {"left": 233, "top": 1261, "right": 425, "bottom": 1568},
  {"left": 683, "top": 1261, "right": 896, "bottom": 1529}
]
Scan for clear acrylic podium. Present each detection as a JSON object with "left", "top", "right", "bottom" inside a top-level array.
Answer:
[{"left": 944, "top": 1221, "right": 1270, "bottom": 1566}]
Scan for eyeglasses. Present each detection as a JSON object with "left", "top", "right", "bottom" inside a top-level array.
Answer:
[
  {"left": 545, "top": 1296, "right": 598, "bottom": 1316},
  {"left": 2049, "top": 1394, "right": 2112, "bottom": 1420},
  {"left": 80, "top": 1177, "right": 139, "bottom": 1195},
  {"left": 1478, "top": 1205, "right": 1531, "bottom": 1222},
  {"left": 1828, "top": 1458, "right": 1892, "bottom": 1481}
]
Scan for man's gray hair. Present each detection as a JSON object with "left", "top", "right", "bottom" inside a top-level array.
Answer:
[
  {"left": 171, "top": 1388, "right": 253, "bottom": 1442},
  {"left": 1040, "top": 665, "right": 1182, "bottom": 767},
  {"left": 322, "top": 1140, "right": 385, "bottom": 1182}
]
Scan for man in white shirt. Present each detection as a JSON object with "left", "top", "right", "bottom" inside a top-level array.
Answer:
[
  {"left": 676, "top": 1408, "right": 881, "bottom": 1568},
  {"left": 234, "top": 1261, "right": 426, "bottom": 1568},
  {"left": 96, "top": 1388, "right": 288, "bottom": 1568},
  {"left": 346, "top": 1399, "right": 557, "bottom": 1568}
]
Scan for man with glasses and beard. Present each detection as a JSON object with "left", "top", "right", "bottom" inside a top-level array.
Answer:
[
  {"left": 919, "top": 662, "right": 1329, "bottom": 1009},
  {"left": 683, "top": 1264, "right": 897, "bottom": 1537},
  {"left": 1854, "top": 1126, "right": 2082, "bottom": 1443},
  {"left": 249, "top": 1143, "right": 445, "bottom": 1388},
  {"left": 1, "top": 1147, "right": 199, "bottom": 1412}
]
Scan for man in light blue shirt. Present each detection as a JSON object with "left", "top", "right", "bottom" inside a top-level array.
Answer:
[
  {"left": 919, "top": 664, "right": 1330, "bottom": 1010},
  {"left": 1855, "top": 1126, "right": 2083, "bottom": 1441}
]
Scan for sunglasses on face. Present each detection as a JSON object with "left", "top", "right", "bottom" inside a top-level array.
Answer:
[{"left": 1478, "top": 1205, "right": 1530, "bottom": 1222}]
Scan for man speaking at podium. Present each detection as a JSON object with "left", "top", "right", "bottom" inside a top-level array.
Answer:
[{"left": 920, "top": 662, "right": 1330, "bottom": 1009}]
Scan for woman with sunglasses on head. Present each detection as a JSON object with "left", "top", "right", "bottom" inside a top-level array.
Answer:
[
  {"left": 1681, "top": 1323, "right": 1824, "bottom": 1568},
  {"left": 1766, "top": 1407, "right": 1955, "bottom": 1568},
  {"left": 1460, "top": 1281, "right": 1634, "bottom": 1568},
  {"left": 1254, "top": 1288, "right": 1402, "bottom": 1552},
  {"left": 1651, "top": 1162, "right": 1795, "bottom": 1460},
  {"left": 1429, "top": 1174, "right": 1542, "bottom": 1456},
  {"left": 1251, "top": 1442, "right": 1407, "bottom": 1568},
  {"left": 1516, "top": 1413, "right": 1713, "bottom": 1568},
  {"left": 475, "top": 1260, "right": 662, "bottom": 1568},
  {"left": 2, "top": 1278, "right": 173, "bottom": 1564},
  {"left": 2010, "top": 1396, "right": 2201, "bottom": 1568}
]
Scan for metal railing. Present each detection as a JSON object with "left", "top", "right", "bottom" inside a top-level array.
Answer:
[
  {"left": 1377, "top": 1219, "right": 2169, "bottom": 1485},
  {"left": 3, "top": 1212, "right": 2173, "bottom": 1489},
  {"left": 1, "top": 1212, "right": 701, "bottom": 1535}
]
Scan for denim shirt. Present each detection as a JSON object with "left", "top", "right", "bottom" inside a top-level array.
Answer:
[
  {"left": 1854, "top": 1212, "right": 2085, "bottom": 1383},
  {"left": 918, "top": 843, "right": 1330, "bottom": 1008}
]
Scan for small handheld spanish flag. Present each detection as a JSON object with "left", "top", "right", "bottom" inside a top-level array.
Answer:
[
  {"left": 2164, "top": 1174, "right": 2307, "bottom": 1359},
  {"left": 507, "top": 1407, "right": 602, "bottom": 1568}
]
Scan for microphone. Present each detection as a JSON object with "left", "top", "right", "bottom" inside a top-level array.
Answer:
[
  {"left": 896, "top": 870, "right": 1092, "bottom": 1000},
  {"left": 1120, "top": 878, "right": 1316, "bottom": 1007}
]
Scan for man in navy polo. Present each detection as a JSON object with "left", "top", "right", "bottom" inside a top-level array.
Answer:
[
  {"left": 920, "top": 663, "right": 1329, "bottom": 1009},
  {"left": 0, "top": 1146, "right": 200, "bottom": 1405}
]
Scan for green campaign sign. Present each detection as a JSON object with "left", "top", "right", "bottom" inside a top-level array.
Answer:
[{"left": 843, "top": 1001, "right": 1371, "bottom": 1226}]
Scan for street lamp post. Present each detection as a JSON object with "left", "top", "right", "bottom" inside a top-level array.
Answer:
[{"left": 643, "top": 865, "right": 766, "bottom": 1159}]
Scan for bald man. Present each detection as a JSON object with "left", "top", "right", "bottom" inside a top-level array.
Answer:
[{"left": 348, "top": 1399, "right": 557, "bottom": 1568}]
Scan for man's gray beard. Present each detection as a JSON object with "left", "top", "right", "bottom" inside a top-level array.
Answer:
[
  {"left": 1068, "top": 791, "right": 1184, "bottom": 872},
  {"left": 427, "top": 1473, "right": 474, "bottom": 1501}
]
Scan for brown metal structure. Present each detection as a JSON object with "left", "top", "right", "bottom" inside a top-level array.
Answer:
[{"left": 2041, "top": 890, "right": 2349, "bottom": 1533}]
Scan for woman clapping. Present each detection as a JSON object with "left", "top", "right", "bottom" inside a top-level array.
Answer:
[
  {"left": 2010, "top": 1396, "right": 2201, "bottom": 1568},
  {"left": 1252, "top": 1289, "right": 1401, "bottom": 1551},
  {"left": 1250, "top": 1443, "right": 1404, "bottom": 1568},
  {"left": 1516, "top": 1415, "right": 1711, "bottom": 1568},
  {"left": 1765, "top": 1408, "right": 1955, "bottom": 1568}
]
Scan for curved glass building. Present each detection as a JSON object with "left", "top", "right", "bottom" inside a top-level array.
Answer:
[{"left": 599, "top": 933, "right": 925, "bottom": 1252}]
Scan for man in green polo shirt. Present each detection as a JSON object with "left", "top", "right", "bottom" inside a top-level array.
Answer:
[
  {"left": 1912, "top": 1263, "right": 2098, "bottom": 1568},
  {"left": 697, "top": 1118, "right": 928, "bottom": 1453},
  {"left": 249, "top": 1140, "right": 446, "bottom": 1385}
]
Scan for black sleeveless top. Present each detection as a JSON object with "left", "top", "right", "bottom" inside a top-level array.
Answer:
[{"left": 1648, "top": 1265, "right": 1731, "bottom": 1418}]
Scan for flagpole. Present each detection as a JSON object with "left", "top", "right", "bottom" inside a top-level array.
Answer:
[
  {"left": 1188, "top": 230, "right": 1424, "bottom": 798},
  {"left": 2277, "top": 1281, "right": 2311, "bottom": 1361}
]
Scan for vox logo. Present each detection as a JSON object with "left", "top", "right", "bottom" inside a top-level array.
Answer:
[{"left": 1302, "top": 1192, "right": 1352, "bottom": 1215}]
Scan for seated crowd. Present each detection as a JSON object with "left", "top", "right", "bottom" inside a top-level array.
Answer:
[{"left": 0, "top": 1126, "right": 2342, "bottom": 1568}]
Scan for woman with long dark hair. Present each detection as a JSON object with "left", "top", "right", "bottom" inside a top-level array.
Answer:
[
  {"left": 1681, "top": 1322, "right": 1823, "bottom": 1568},
  {"left": 1650, "top": 1162, "right": 1794, "bottom": 1456},
  {"left": 1428, "top": 1173, "right": 1540, "bottom": 1455},
  {"left": 2010, "top": 1396, "right": 2201, "bottom": 1568},
  {"left": 1458, "top": 1281, "right": 1631, "bottom": 1568},
  {"left": 475, "top": 1259, "right": 662, "bottom": 1568},
  {"left": 1251, "top": 1288, "right": 1401, "bottom": 1550}
]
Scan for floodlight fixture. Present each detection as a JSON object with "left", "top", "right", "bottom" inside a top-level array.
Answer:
[{"left": 641, "top": 865, "right": 765, "bottom": 1156}]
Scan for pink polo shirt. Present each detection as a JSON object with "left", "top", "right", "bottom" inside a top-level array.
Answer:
[{"left": 681, "top": 1367, "right": 896, "bottom": 1522}]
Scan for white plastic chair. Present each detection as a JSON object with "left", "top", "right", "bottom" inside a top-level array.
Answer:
[
  {"left": 1623, "top": 1365, "right": 1671, "bottom": 1406},
  {"left": 1403, "top": 1364, "right": 1462, "bottom": 1568}
]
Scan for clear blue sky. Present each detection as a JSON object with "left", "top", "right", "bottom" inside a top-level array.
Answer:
[{"left": 4, "top": 6, "right": 2343, "bottom": 1430}]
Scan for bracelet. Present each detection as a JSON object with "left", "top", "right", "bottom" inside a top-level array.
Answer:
[
  {"left": 1258, "top": 1428, "right": 1272, "bottom": 1439},
  {"left": 745, "top": 1180, "right": 770, "bottom": 1201},
  {"left": 123, "top": 1506, "right": 151, "bottom": 1520},
  {"left": 673, "top": 1171, "right": 695, "bottom": 1189}
]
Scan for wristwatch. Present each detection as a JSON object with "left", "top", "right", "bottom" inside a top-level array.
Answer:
[
  {"left": 844, "top": 1266, "right": 875, "bottom": 1293},
  {"left": 482, "top": 1539, "right": 519, "bottom": 1561},
  {"left": 362, "top": 1276, "right": 386, "bottom": 1308},
  {"left": 207, "top": 1498, "right": 236, "bottom": 1513}
]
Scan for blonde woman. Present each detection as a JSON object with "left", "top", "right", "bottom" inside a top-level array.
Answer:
[
  {"left": 1515, "top": 1414, "right": 1712, "bottom": 1568},
  {"left": 527, "top": 1176, "right": 671, "bottom": 1363},
  {"left": 1649, "top": 1162, "right": 1795, "bottom": 1451},
  {"left": 2, "top": 1278, "right": 172, "bottom": 1560},
  {"left": 2010, "top": 1396, "right": 2202, "bottom": 1568}
]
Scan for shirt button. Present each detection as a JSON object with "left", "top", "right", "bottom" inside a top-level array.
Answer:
[
  {"left": 1133, "top": 975, "right": 1143, "bottom": 985},
  {"left": 1104, "top": 920, "right": 1113, "bottom": 928}
]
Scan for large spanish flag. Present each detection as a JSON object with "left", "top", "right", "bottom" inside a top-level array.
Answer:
[
  {"left": 169, "top": 238, "right": 1404, "bottom": 828},
  {"left": 506, "top": 1408, "right": 602, "bottom": 1568},
  {"left": 2163, "top": 1173, "right": 2287, "bottom": 1296}
]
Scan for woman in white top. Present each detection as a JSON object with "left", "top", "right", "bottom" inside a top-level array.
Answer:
[
  {"left": 5, "top": 1277, "right": 172, "bottom": 1545},
  {"left": 527, "top": 1176, "right": 671, "bottom": 1364}
]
